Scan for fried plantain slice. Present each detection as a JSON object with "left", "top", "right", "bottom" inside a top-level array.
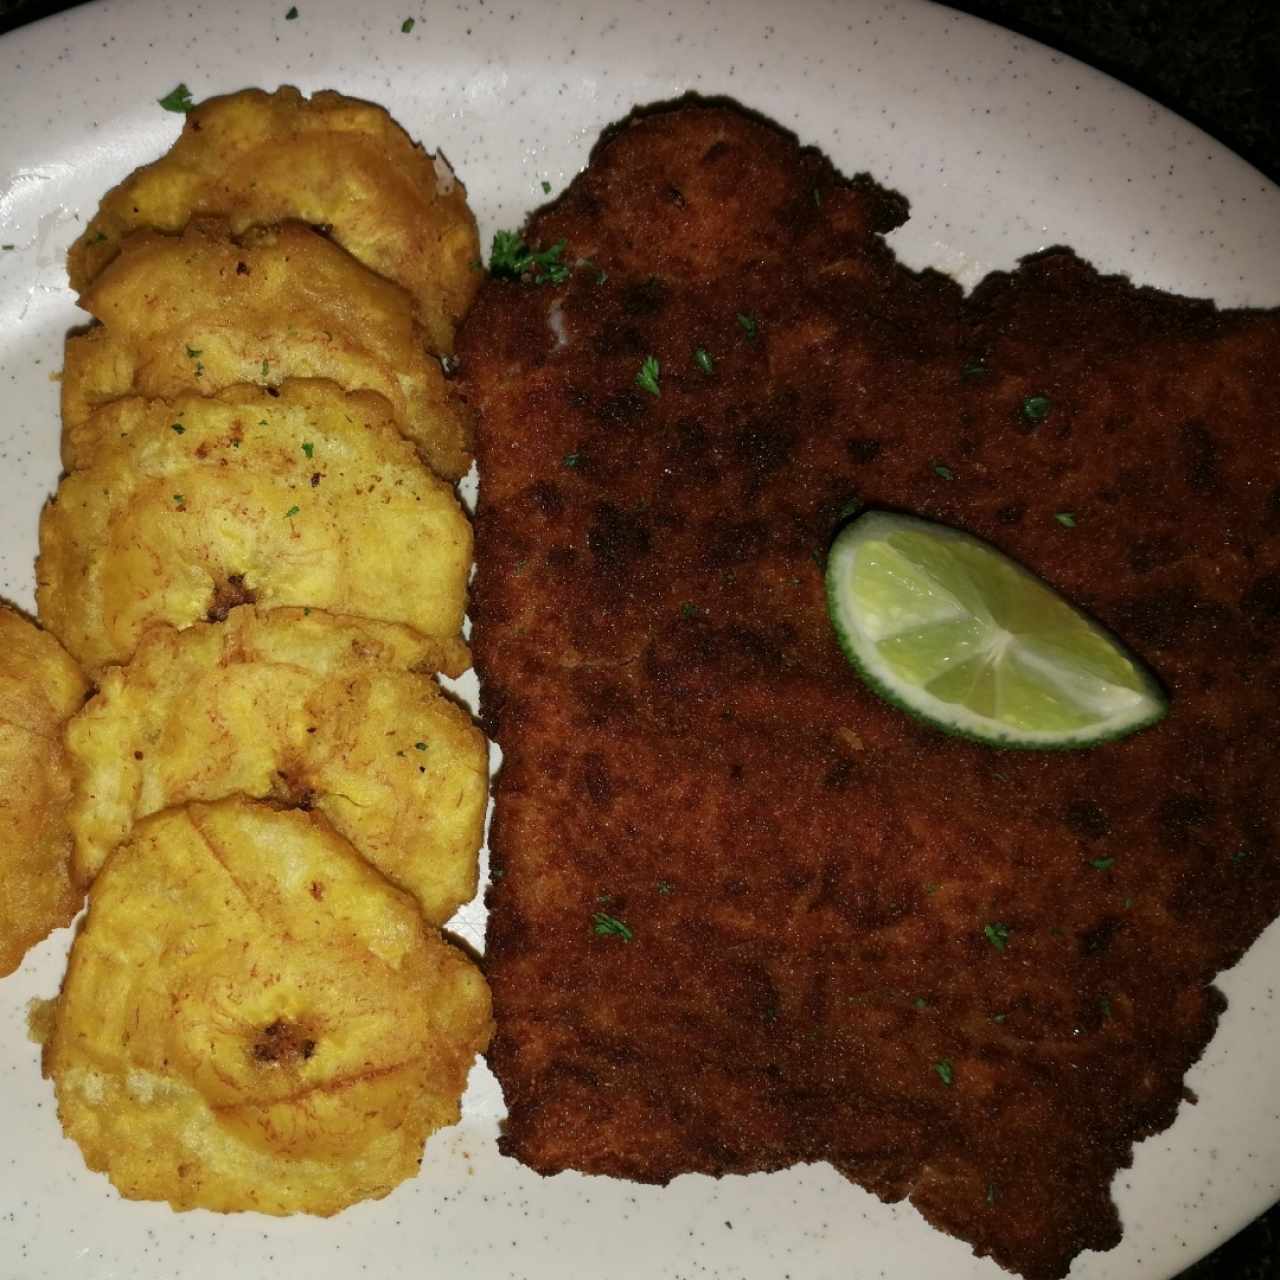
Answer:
[
  {"left": 66, "top": 86, "right": 479, "bottom": 354},
  {"left": 38, "top": 380, "right": 471, "bottom": 675},
  {"left": 42, "top": 797, "right": 492, "bottom": 1216},
  {"left": 64, "top": 220, "right": 473, "bottom": 481},
  {"left": 0, "top": 606, "right": 88, "bottom": 977},
  {"left": 66, "top": 606, "right": 487, "bottom": 923}
]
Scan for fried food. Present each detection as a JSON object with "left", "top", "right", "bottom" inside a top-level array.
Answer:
[
  {"left": 66, "top": 86, "right": 479, "bottom": 354},
  {"left": 63, "top": 220, "right": 472, "bottom": 480},
  {"left": 42, "top": 796, "right": 492, "bottom": 1215},
  {"left": 66, "top": 605, "right": 487, "bottom": 922},
  {"left": 458, "top": 104, "right": 1280, "bottom": 1279},
  {"left": 38, "top": 379, "right": 471, "bottom": 675},
  {"left": 0, "top": 606, "right": 88, "bottom": 976}
]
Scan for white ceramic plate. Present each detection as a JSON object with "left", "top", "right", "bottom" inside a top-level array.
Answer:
[{"left": 2, "top": 1, "right": 1278, "bottom": 1277}]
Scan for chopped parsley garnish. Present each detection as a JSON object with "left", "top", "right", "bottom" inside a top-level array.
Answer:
[
  {"left": 173, "top": 494, "right": 185, "bottom": 506},
  {"left": 563, "top": 451, "right": 582, "bottom": 469},
  {"left": 415, "top": 741, "right": 427, "bottom": 751},
  {"left": 90, "top": 231, "right": 108, "bottom": 243},
  {"left": 736, "top": 312, "right": 758, "bottom": 340},
  {"left": 635, "top": 355, "right": 661, "bottom": 397},
  {"left": 1231, "top": 848, "right": 1251, "bottom": 863},
  {"left": 961, "top": 358, "right": 987, "bottom": 379},
  {"left": 992, "top": 1012, "right": 1007, "bottom": 1024},
  {"left": 302, "top": 442, "right": 315, "bottom": 458},
  {"left": 1055, "top": 511, "right": 1077, "bottom": 528},
  {"left": 488, "top": 230, "right": 569, "bottom": 284},
  {"left": 913, "top": 997, "right": 929, "bottom": 1010},
  {"left": 285, "top": 5, "right": 299, "bottom": 17},
  {"left": 1022, "top": 394, "right": 1052, "bottom": 423},
  {"left": 983, "top": 922, "right": 1010, "bottom": 952},
  {"left": 931, "top": 461, "right": 955, "bottom": 481},
  {"left": 285, "top": 505, "right": 300, "bottom": 518},
  {"left": 924, "top": 882, "right": 939, "bottom": 895},
  {"left": 540, "top": 179, "right": 551, "bottom": 194},
  {"left": 694, "top": 347, "right": 715, "bottom": 375},
  {"left": 1090, "top": 857, "right": 1115, "bottom": 870},
  {"left": 592, "top": 912, "right": 633, "bottom": 941},
  {"left": 261, "top": 359, "right": 270, "bottom": 378},
  {"left": 933, "top": 1059, "right": 954, "bottom": 1086},
  {"left": 812, "top": 187, "right": 822, "bottom": 208},
  {"left": 185, "top": 345, "right": 202, "bottom": 359},
  {"left": 1099, "top": 996, "right": 1113, "bottom": 1020},
  {"left": 157, "top": 84, "right": 195, "bottom": 114},
  {"left": 401, "top": 16, "right": 415, "bottom": 32},
  {"left": 680, "top": 602, "right": 700, "bottom": 618},
  {"left": 986, "top": 1183, "right": 997, "bottom": 1205},
  {"left": 657, "top": 880, "right": 673, "bottom": 895},
  {"left": 1, "top": 244, "right": 14, "bottom": 251},
  {"left": 170, "top": 423, "right": 185, "bottom": 435}
]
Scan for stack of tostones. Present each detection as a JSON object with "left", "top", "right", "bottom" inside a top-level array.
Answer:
[{"left": 10, "top": 86, "right": 493, "bottom": 1216}]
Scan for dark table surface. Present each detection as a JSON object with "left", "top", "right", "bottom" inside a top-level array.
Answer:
[{"left": 0, "top": 0, "right": 1276, "bottom": 1276}]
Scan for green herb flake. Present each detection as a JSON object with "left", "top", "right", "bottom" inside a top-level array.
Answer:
[
  {"left": 736, "top": 312, "right": 758, "bottom": 340},
  {"left": 931, "top": 461, "right": 955, "bottom": 481},
  {"left": 563, "top": 451, "right": 582, "bottom": 469},
  {"left": 285, "top": 505, "right": 300, "bottom": 519},
  {"left": 185, "top": 345, "right": 202, "bottom": 359},
  {"left": 400, "top": 16, "right": 415, "bottom": 32},
  {"left": 261, "top": 359, "right": 270, "bottom": 378},
  {"left": 173, "top": 494, "right": 185, "bottom": 506},
  {"left": 302, "top": 442, "right": 315, "bottom": 458},
  {"left": 924, "top": 882, "right": 940, "bottom": 896},
  {"left": 415, "top": 741, "right": 427, "bottom": 751},
  {"left": 680, "top": 602, "right": 699, "bottom": 619},
  {"left": 1231, "top": 848, "right": 1251, "bottom": 863},
  {"left": 812, "top": 187, "right": 822, "bottom": 208},
  {"left": 285, "top": 5, "right": 299, "bottom": 18},
  {"left": 1, "top": 244, "right": 15, "bottom": 251},
  {"left": 656, "top": 880, "right": 673, "bottom": 895},
  {"left": 986, "top": 1183, "right": 997, "bottom": 1205},
  {"left": 488, "top": 230, "right": 570, "bottom": 285},
  {"left": 157, "top": 84, "right": 195, "bottom": 114},
  {"left": 1099, "top": 996, "right": 1113, "bottom": 1020},
  {"left": 1022, "top": 394, "right": 1052, "bottom": 423},
  {"left": 540, "top": 179, "right": 551, "bottom": 194},
  {"left": 592, "top": 911, "right": 633, "bottom": 942},
  {"left": 933, "top": 1059, "right": 954, "bottom": 1087},
  {"left": 694, "top": 347, "right": 715, "bottom": 375},
  {"left": 91, "top": 231, "right": 108, "bottom": 244},
  {"left": 1055, "top": 511, "right": 1077, "bottom": 528},
  {"left": 635, "top": 355, "right": 661, "bottom": 397},
  {"left": 992, "top": 1012, "right": 1007, "bottom": 1024},
  {"left": 170, "top": 423, "right": 185, "bottom": 435},
  {"left": 961, "top": 358, "right": 987, "bottom": 379},
  {"left": 913, "top": 997, "right": 929, "bottom": 1010},
  {"left": 1090, "top": 857, "right": 1115, "bottom": 870},
  {"left": 983, "top": 922, "right": 1010, "bottom": 952},
  {"left": 1123, "top": 896, "right": 1134, "bottom": 909}
]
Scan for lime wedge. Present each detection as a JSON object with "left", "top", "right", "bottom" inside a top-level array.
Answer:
[{"left": 825, "top": 511, "right": 1167, "bottom": 749}]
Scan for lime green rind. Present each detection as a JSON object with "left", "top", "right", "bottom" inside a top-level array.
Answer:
[{"left": 823, "top": 512, "right": 1169, "bottom": 752}]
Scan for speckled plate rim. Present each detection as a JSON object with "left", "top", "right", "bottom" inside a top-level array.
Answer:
[{"left": 1, "top": 2, "right": 1277, "bottom": 1278}]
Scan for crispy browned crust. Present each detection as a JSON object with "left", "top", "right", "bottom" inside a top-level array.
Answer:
[{"left": 458, "top": 103, "right": 1280, "bottom": 1280}]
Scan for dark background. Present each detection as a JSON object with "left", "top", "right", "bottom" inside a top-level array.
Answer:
[{"left": 0, "top": 0, "right": 1276, "bottom": 1274}]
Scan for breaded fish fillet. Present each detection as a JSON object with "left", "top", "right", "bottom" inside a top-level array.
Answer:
[
  {"left": 66, "top": 606, "right": 488, "bottom": 922},
  {"left": 0, "top": 606, "right": 88, "bottom": 976},
  {"left": 42, "top": 796, "right": 492, "bottom": 1215},
  {"left": 66, "top": 86, "right": 479, "bottom": 353},
  {"left": 38, "top": 380, "right": 471, "bottom": 675},
  {"left": 64, "top": 220, "right": 473, "bottom": 480},
  {"left": 458, "top": 104, "right": 1280, "bottom": 1280}
]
